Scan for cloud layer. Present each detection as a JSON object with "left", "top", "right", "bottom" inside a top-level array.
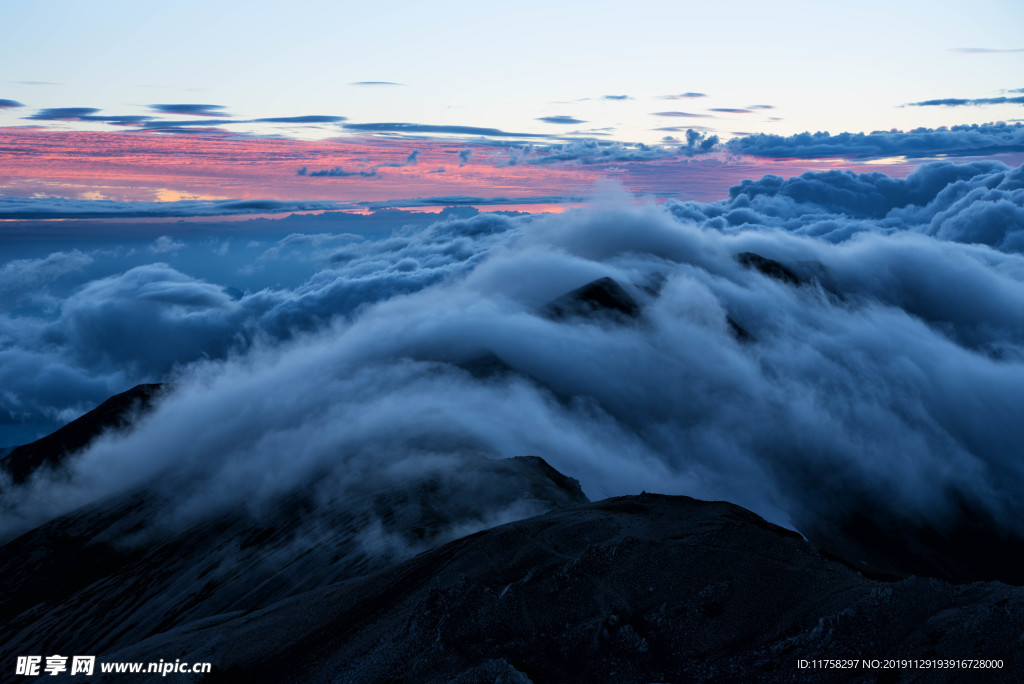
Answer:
[
  {"left": 669, "top": 160, "right": 1024, "bottom": 251},
  {"left": 2, "top": 162, "right": 1023, "bottom": 581},
  {"left": 150, "top": 104, "right": 229, "bottom": 117},
  {"left": 908, "top": 96, "right": 1024, "bottom": 108},
  {"left": 727, "top": 122, "right": 1024, "bottom": 159},
  {"left": 23, "top": 108, "right": 152, "bottom": 124},
  {"left": 0, "top": 197, "right": 351, "bottom": 219},
  {"left": 341, "top": 122, "right": 552, "bottom": 138}
]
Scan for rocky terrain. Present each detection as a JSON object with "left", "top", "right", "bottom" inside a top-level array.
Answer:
[{"left": 94, "top": 494, "right": 1020, "bottom": 683}]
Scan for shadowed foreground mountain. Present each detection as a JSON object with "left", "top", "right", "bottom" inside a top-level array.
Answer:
[
  {"left": 103, "top": 495, "right": 1023, "bottom": 683},
  {"left": 0, "top": 449, "right": 586, "bottom": 671}
]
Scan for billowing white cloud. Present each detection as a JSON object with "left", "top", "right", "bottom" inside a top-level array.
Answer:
[
  {"left": 0, "top": 250, "right": 93, "bottom": 296},
  {"left": 149, "top": 236, "right": 185, "bottom": 254},
  {"left": 670, "top": 160, "right": 1024, "bottom": 252},
  {"left": 2, "top": 162, "right": 1023, "bottom": 583}
]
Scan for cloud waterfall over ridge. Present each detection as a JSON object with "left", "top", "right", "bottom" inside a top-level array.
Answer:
[{"left": 2, "top": 161, "right": 1023, "bottom": 566}]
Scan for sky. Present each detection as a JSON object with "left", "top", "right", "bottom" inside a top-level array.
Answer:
[{"left": 1, "top": 0, "right": 1023, "bottom": 209}]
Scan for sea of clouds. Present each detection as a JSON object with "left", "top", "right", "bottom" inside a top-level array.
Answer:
[{"left": 1, "top": 160, "right": 1022, "bottom": 553}]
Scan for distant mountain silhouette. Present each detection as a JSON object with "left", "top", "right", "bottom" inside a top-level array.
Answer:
[{"left": 0, "top": 383, "right": 164, "bottom": 484}]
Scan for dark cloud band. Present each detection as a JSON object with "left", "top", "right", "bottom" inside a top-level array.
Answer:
[
  {"left": 537, "top": 116, "right": 586, "bottom": 125},
  {"left": 727, "top": 122, "right": 1024, "bottom": 159},
  {"left": 150, "top": 104, "right": 229, "bottom": 117},
  {"left": 0, "top": 197, "right": 351, "bottom": 219},
  {"left": 342, "top": 122, "right": 552, "bottom": 138},
  {"left": 907, "top": 96, "right": 1024, "bottom": 107},
  {"left": 651, "top": 111, "right": 714, "bottom": 118},
  {"left": 24, "top": 108, "right": 153, "bottom": 124}
]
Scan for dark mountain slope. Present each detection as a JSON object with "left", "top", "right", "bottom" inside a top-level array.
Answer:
[
  {"left": 106, "top": 494, "right": 1023, "bottom": 683},
  {"left": 0, "top": 455, "right": 587, "bottom": 664},
  {"left": 0, "top": 383, "right": 164, "bottom": 484}
]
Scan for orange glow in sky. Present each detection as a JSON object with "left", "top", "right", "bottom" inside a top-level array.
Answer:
[{"left": 1, "top": 126, "right": 981, "bottom": 219}]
